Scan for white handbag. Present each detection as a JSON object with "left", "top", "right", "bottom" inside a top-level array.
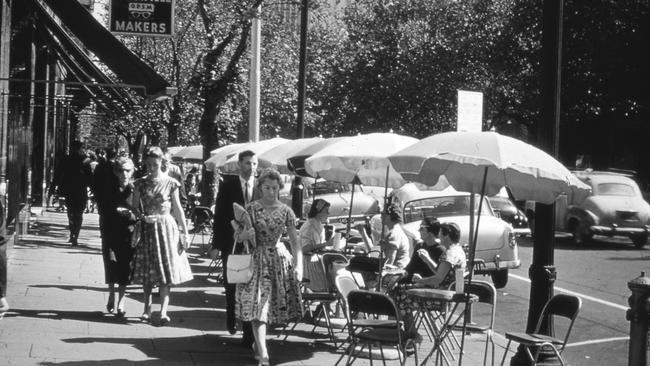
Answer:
[{"left": 227, "top": 241, "right": 253, "bottom": 284}]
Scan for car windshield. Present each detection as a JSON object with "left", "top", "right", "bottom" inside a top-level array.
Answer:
[
  {"left": 402, "top": 195, "right": 493, "bottom": 224},
  {"left": 488, "top": 197, "right": 512, "bottom": 211},
  {"left": 596, "top": 183, "right": 635, "bottom": 197}
]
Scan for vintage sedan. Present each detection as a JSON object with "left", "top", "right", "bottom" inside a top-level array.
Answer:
[
  {"left": 280, "top": 178, "right": 382, "bottom": 230},
  {"left": 563, "top": 170, "right": 650, "bottom": 248},
  {"left": 393, "top": 184, "right": 521, "bottom": 289}
]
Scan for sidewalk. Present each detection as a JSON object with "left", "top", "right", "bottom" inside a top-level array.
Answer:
[{"left": 0, "top": 208, "right": 506, "bottom": 365}]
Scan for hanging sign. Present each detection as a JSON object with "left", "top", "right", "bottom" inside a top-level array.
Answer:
[
  {"left": 457, "top": 90, "right": 483, "bottom": 132},
  {"left": 109, "top": 0, "right": 175, "bottom": 37}
]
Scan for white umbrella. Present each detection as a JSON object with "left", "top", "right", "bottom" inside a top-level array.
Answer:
[
  {"left": 219, "top": 137, "right": 290, "bottom": 173},
  {"left": 256, "top": 137, "right": 324, "bottom": 174},
  {"left": 166, "top": 146, "right": 186, "bottom": 156},
  {"left": 388, "top": 131, "right": 591, "bottom": 204},
  {"left": 305, "top": 132, "right": 418, "bottom": 188},
  {"left": 204, "top": 143, "right": 247, "bottom": 172},
  {"left": 286, "top": 137, "right": 348, "bottom": 177},
  {"left": 171, "top": 145, "right": 203, "bottom": 162}
]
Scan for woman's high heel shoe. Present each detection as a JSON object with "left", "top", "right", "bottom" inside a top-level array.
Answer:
[
  {"left": 106, "top": 303, "right": 115, "bottom": 314},
  {"left": 140, "top": 313, "right": 151, "bottom": 323},
  {"left": 258, "top": 357, "right": 270, "bottom": 366},
  {"left": 159, "top": 315, "right": 171, "bottom": 326}
]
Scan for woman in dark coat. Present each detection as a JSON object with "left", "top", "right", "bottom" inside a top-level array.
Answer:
[{"left": 101, "top": 156, "right": 137, "bottom": 317}]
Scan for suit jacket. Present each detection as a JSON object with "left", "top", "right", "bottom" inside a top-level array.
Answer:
[{"left": 212, "top": 175, "right": 262, "bottom": 253}]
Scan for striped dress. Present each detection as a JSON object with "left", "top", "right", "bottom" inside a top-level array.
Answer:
[{"left": 130, "top": 174, "right": 193, "bottom": 287}]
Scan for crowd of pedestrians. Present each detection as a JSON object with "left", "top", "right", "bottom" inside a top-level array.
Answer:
[{"left": 40, "top": 142, "right": 468, "bottom": 366}]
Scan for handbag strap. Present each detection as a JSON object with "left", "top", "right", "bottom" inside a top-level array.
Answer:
[{"left": 232, "top": 240, "right": 250, "bottom": 255}]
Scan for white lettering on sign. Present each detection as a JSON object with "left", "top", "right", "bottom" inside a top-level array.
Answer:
[{"left": 114, "top": 21, "right": 167, "bottom": 34}]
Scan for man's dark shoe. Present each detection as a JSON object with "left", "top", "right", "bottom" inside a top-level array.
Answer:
[
  {"left": 227, "top": 318, "right": 237, "bottom": 335},
  {"left": 71, "top": 238, "right": 79, "bottom": 246}
]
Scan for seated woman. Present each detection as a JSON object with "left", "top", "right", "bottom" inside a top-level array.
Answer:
[
  {"left": 390, "top": 222, "right": 467, "bottom": 331},
  {"left": 299, "top": 199, "right": 335, "bottom": 292},
  {"left": 402, "top": 217, "right": 445, "bottom": 283}
]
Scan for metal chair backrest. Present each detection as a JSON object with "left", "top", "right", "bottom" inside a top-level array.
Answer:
[
  {"left": 347, "top": 290, "right": 398, "bottom": 319},
  {"left": 465, "top": 280, "right": 497, "bottom": 329},
  {"left": 534, "top": 294, "right": 582, "bottom": 352},
  {"left": 191, "top": 206, "right": 214, "bottom": 228},
  {"left": 335, "top": 275, "right": 360, "bottom": 300}
]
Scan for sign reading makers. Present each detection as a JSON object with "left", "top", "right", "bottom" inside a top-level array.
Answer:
[{"left": 109, "top": 0, "right": 175, "bottom": 37}]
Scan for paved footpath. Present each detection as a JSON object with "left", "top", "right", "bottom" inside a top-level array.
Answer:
[{"left": 0, "top": 208, "right": 506, "bottom": 365}]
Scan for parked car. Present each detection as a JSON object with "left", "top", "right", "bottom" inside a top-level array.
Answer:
[
  {"left": 280, "top": 177, "right": 382, "bottom": 230},
  {"left": 393, "top": 184, "right": 521, "bottom": 289},
  {"left": 526, "top": 169, "right": 650, "bottom": 248},
  {"left": 488, "top": 189, "right": 531, "bottom": 237}
]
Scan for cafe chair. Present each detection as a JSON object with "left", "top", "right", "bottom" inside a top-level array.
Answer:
[
  {"left": 343, "top": 290, "right": 420, "bottom": 366},
  {"left": 189, "top": 206, "right": 214, "bottom": 251},
  {"left": 460, "top": 280, "right": 498, "bottom": 366},
  {"left": 499, "top": 294, "right": 582, "bottom": 366}
]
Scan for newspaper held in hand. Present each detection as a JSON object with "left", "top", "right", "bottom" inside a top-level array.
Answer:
[{"left": 232, "top": 202, "right": 255, "bottom": 248}]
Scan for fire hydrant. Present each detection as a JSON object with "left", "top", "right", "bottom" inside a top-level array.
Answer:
[{"left": 627, "top": 271, "right": 650, "bottom": 366}]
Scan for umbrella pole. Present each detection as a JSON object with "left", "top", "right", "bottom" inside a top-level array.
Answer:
[
  {"left": 377, "top": 165, "right": 390, "bottom": 291},
  {"left": 345, "top": 182, "right": 356, "bottom": 252},
  {"left": 458, "top": 166, "right": 488, "bottom": 366}
]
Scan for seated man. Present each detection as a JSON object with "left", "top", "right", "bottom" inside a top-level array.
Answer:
[{"left": 355, "top": 202, "right": 410, "bottom": 269}]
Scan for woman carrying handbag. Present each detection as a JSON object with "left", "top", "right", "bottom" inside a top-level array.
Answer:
[{"left": 234, "top": 168, "right": 303, "bottom": 366}]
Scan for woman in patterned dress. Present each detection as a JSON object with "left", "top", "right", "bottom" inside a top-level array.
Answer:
[
  {"left": 235, "top": 169, "right": 303, "bottom": 366},
  {"left": 130, "top": 147, "right": 193, "bottom": 325}
]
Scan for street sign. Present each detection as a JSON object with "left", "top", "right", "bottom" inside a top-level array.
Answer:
[
  {"left": 109, "top": 0, "right": 175, "bottom": 37},
  {"left": 457, "top": 90, "right": 483, "bottom": 132}
]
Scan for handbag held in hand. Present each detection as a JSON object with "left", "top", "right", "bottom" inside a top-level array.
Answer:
[{"left": 227, "top": 241, "right": 253, "bottom": 284}]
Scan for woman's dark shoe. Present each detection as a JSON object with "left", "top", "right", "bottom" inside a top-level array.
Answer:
[
  {"left": 106, "top": 303, "right": 115, "bottom": 314},
  {"left": 116, "top": 309, "right": 126, "bottom": 318},
  {"left": 159, "top": 315, "right": 171, "bottom": 326},
  {"left": 258, "top": 356, "right": 270, "bottom": 366}
]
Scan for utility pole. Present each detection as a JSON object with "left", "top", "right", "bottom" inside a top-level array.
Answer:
[
  {"left": 510, "top": 0, "right": 563, "bottom": 364},
  {"left": 248, "top": 5, "right": 261, "bottom": 142},
  {"left": 292, "top": 0, "right": 308, "bottom": 218}
]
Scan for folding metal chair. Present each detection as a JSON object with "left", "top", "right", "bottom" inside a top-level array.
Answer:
[
  {"left": 189, "top": 206, "right": 214, "bottom": 251},
  {"left": 499, "top": 294, "right": 582, "bottom": 366},
  {"left": 343, "top": 290, "right": 419, "bottom": 366}
]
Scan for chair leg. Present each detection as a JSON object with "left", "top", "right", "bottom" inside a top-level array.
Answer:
[{"left": 499, "top": 339, "right": 512, "bottom": 366}]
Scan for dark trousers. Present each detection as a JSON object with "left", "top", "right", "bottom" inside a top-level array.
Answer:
[
  {"left": 65, "top": 197, "right": 86, "bottom": 239},
  {"left": 0, "top": 237, "right": 6, "bottom": 298},
  {"left": 222, "top": 251, "right": 253, "bottom": 342}
]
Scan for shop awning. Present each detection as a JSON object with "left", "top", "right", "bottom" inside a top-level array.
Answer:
[{"left": 40, "top": 0, "right": 174, "bottom": 100}]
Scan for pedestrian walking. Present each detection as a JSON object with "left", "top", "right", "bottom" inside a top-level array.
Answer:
[
  {"left": 130, "top": 147, "right": 192, "bottom": 325},
  {"left": 50, "top": 140, "right": 92, "bottom": 246},
  {"left": 210, "top": 150, "right": 261, "bottom": 346},
  {"left": 98, "top": 156, "right": 137, "bottom": 317},
  {"left": 235, "top": 168, "right": 303, "bottom": 366}
]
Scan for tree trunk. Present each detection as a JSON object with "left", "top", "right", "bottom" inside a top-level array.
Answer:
[
  {"left": 199, "top": 98, "right": 220, "bottom": 207},
  {"left": 168, "top": 98, "right": 182, "bottom": 146}
]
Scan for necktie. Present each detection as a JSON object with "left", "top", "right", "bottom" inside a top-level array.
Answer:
[{"left": 245, "top": 181, "right": 250, "bottom": 203}]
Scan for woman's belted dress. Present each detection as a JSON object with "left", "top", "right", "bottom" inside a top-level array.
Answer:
[
  {"left": 130, "top": 175, "right": 193, "bottom": 287},
  {"left": 236, "top": 201, "right": 303, "bottom": 325}
]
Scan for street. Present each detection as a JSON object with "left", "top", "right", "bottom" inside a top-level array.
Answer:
[{"left": 486, "top": 234, "right": 642, "bottom": 366}]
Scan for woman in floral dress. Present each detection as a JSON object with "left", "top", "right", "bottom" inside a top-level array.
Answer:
[
  {"left": 131, "top": 147, "right": 193, "bottom": 325},
  {"left": 236, "top": 168, "right": 303, "bottom": 366}
]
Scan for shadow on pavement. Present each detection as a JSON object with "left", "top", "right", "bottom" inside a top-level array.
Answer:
[
  {"left": 4, "top": 308, "right": 132, "bottom": 324},
  {"left": 51, "top": 335, "right": 320, "bottom": 366}
]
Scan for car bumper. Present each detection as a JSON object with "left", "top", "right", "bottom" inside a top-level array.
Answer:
[
  {"left": 590, "top": 225, "right": 650, "bottom": 237},
  {"left": 513, "top": 227, "right": 531, "bottom": 236},
  {"left": 473, "top": 259, "right": 521, "bottom": 273}
]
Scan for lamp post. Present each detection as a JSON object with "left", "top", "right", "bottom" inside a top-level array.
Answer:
[{"left": 510, "top": 0, "right": 564, "bottom": 364}]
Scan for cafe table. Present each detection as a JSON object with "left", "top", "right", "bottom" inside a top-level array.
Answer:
[{"left": 406, "top": 288, "right": 477, "bottom": 366}]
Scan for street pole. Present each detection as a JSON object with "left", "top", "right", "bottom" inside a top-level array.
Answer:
[
  {"left": 248, "top": 5, "right": 261, "bottom": 143},
  {"left": 510, "top": 0, "right": 563, "bottom": 364},
  {"left": 291, "top": 0, "right": 308, "bottom": 218}
]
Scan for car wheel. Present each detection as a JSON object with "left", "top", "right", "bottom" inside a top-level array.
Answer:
[
  {"left": 632, "top": 234, "right": 648, "bottom": 249},
  {"left": 570, "top": 221, "right": 592, "bottom": 245},
  {"left": 490, "top": 269, "right": 509, "bottom": 289}
]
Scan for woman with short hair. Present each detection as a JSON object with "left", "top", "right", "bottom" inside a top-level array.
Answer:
[{"left": 299, "top": 198, "right": 334, "bottom": 292}]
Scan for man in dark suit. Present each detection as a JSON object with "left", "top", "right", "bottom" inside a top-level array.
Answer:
[
  {"left": 50, "top": 140, "right": 91, "bottom": 246},
  {"left": 211, "top": 150, "right": 261, "bottom": 347}
]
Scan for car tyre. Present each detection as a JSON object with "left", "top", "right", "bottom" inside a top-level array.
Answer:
[
  {"left": 490, "top": 269, "right": 509, "bottom": 289},
  {"left": 570, "top": 221, "right": 592, "bottom": 245},
  {"left": 632, "top": 234, "right": 648, "bottom": 249}
]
